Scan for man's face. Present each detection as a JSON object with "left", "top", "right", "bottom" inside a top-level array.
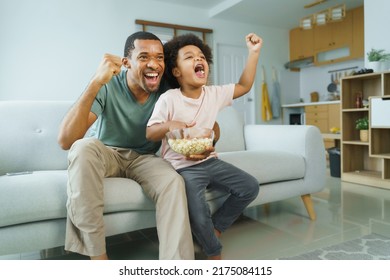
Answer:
[{"left": 125, "top": 39, "right": 165, "bottom": 94}]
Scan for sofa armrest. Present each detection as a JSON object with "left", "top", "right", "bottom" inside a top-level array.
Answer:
[
  {"left": 244, "top": 125, "right": 322, "bottom": 154},
  {"left": 244, "top": 124, "right": 326, "bottom": 193}
]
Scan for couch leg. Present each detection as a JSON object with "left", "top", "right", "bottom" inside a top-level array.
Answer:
[{"left": 301, "top": 194, "right": 316, "bottom": 221}]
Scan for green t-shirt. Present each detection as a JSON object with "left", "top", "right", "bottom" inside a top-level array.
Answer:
[{"left": 90, "top": 70, "right": 168, "bottom": 154}]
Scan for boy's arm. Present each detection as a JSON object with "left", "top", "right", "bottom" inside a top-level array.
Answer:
[
  {"left": 146, "top": 121, "right": 188, "bottom": 142},
  {"left": 233, "top": 33, "right": 263, "bottom": 99},
  {"left": 147, "top": 121, "right": 220, "bottom": 143}
]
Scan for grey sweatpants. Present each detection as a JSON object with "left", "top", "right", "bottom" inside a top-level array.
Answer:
[{"left": 64, "top": 138, "right": 194, "bottom": 259}]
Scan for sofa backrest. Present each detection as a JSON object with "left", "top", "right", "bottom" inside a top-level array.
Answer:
[
  {"left": 0, "top": 101, "right": 245, "bottom": 175},
  {"left": 215, "top": 106, "right": 245, "bottom": 152},
  {"left": 0, "top": 101, "right": 73, "bottom": 175}
]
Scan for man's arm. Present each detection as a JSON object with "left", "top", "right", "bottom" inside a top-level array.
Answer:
[
  {"left": 233, "top": 33, "right": 263, "bottom": 99},
  {"left": 57, "top": 54, "right": 122, "bottom": 150}
]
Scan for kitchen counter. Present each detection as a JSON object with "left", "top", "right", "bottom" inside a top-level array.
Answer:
[{"left": 282, "top": 100, "right": 340, "bottom": 108}]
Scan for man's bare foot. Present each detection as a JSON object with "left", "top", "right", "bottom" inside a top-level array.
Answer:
[
  {"left": 208, "top": 255, "right": 222, "bottom": 260},
  {"left": 91, "top": 253, "right": 108, "bottom": 260},
  {"left": 214, "top": 229, "right": 221, "bottom": 238}
]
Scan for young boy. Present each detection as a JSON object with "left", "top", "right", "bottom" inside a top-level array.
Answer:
[{"left": 146, "top": 33, "right": 262, "bottom": 259}]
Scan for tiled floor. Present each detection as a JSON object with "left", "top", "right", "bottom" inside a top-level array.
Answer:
[{"left": 2, "top": 169, "right": 390, "bottom": 260}]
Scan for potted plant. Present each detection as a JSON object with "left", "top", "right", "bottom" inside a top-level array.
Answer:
[
  {"left": 355, "top": 116, "right": 369, "bottom": 142},
  {"left": 366, "top": 48, "right": 390, "bottom": 72}
]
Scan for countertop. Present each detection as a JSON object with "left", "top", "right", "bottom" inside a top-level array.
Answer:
[{"left": 282, "top": 100, "right": 340, "bottom": 108}]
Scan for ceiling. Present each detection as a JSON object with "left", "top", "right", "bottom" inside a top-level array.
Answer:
[{"left": 153, "top": 0, "right": 364, "bottom": 29}]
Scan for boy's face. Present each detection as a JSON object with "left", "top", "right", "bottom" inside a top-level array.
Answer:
[
  {"left": 173, "top": 45, "right": 209, "bottom": 88},
  {"left": 124, "top": 39, "right": 165, "bottom": 94}
]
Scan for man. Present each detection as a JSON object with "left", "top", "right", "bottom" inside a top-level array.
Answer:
[{"left": 57, "top": 31, "right": 194, "bottom": 260}]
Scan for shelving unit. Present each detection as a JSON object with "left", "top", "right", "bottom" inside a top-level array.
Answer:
[{"left": 341, "top": 72, "right": 390, "bottom": 189}]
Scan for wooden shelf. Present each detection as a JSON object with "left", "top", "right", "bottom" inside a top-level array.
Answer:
[
  {"left": 342, "top": 108, "right": 369, "bottom": 112},
  {"left": 341, "top": 71, "right": 390, "bottom": 188},
  {"left": 343, "top": 140, "right": 369, "bottom": 145},
  {"left": 343, "top": 170, "right": 382, "bottom": 179},
  {"left": 370, "top": 153, "right": 390, "bottom": 159},
  {"left": 341, "top": 171, "right": 390, "bottom": 190},
  {"left": 322, "top": 133, "right": 341, "bottom": 140}
]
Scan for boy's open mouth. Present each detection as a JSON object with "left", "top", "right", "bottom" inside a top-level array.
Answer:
[{"left": 195, "top": 64, "right": 205, "bottom": 78}]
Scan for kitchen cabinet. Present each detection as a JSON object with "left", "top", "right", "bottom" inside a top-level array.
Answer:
[
  {"left": 288, "top": 6, "right": 363, "bottom": 67},
  {"left": 313, "top": 10, "right": 353, "bottom": 52},
  {"left": 289, "top": 27, "right": 314, "bottom": 61},
  {"left": 305, "top": 105, "right": 328, "bottom": 132},
  {"left": 341, "top": 72, "right": 390, "bottom": 189},
  {"left": 305, "top": 103, "right": 340, "bottom": 150},
  {"left": 305, "top": 103, "right": 340, "bottom": 133},
  {"left": 351, "top": 6, "right": 364, "bottom": 58}
]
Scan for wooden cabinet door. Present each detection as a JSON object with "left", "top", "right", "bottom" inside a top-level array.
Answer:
[
  {"left": 332, "top": 11, "right": 353, "bottom": 48},
  {"left": 314, "top": 10, "right": 352, "bottom": 51},
  {"left": 314, "top": 24, "right": 332, "bottom": 51},
  {"left": 328, "top": 103, "right": 341, "bottom": 131},
  {"left": 351, "top": 6, "right": 364, "bottom": 58},
  {"left": 289, "top": 27, "right": 314, "bottom": 61},
  {"left": 305, "top": 105, "right": 329, "bottom": 133}
]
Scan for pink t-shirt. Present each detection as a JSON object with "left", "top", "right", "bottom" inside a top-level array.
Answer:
[{"left": 147, "top": 84, "right": 235, "bottom": 170}]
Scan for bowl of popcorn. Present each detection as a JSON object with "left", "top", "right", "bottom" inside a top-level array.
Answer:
[{"left": 166, "top": 127, "right": 214, "bottom": 156}]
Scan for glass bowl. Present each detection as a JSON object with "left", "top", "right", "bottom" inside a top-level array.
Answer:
[{"left": 166, "top": 127, "right": 214, "bottom": 156}]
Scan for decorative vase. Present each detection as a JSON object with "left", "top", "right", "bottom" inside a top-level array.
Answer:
[
  {"left": 367, "top": 61, "right": 387, "bottom": 72},
  {"left": 360, "top": 130, "right": 369, "bottom": 142}
]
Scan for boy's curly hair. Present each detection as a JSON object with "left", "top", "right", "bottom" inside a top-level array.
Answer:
[{"left": 163, "top": 33, "right": 213, "bottom": 88}]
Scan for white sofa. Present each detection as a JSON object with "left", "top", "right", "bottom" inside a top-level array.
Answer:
[{"left": 0, "top": 100, "right": 326, "bottom": 257}]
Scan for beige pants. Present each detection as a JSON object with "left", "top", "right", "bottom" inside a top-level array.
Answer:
[{"left": 64, "top": 138, "right": 194, "bottom": 259}]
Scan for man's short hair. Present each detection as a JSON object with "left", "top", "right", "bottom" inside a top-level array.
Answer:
[{"left": 124, "top": 31, "right": 163, "bottom": 57}]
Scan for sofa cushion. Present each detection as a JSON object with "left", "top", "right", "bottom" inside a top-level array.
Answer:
[
  {"left": 216, "top": 107, "right": 246, "bottom": 152},
  {"left": 0, "top": 171, "right": 156, "bottom": 228},
  {"left": 0, "top": 101, "right": 71, "bottom": 175},
  {"left": 217, "top": 150, "right": 305, "bottom": 184}
]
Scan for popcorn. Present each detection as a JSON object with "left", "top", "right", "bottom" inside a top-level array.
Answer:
[{"left": 168, "top": 137, "right": 213, "bottom": 156}]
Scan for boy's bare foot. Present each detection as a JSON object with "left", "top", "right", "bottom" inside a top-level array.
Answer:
[
  {"left": 91, "top": 253, "right": 108, "bottom": 260},
  {"left": 208, "top": 255, "right": 222, "bottom": 260},
  {"left": 214, "top": 229, "right": 221, "bottom": 238}
]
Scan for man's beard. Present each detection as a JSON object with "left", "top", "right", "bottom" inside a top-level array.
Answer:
[{"left": 143, "top": 79, "right": 160, "bottom": 94}]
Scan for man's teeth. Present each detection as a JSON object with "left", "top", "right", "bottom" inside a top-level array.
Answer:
[{"left": 145, "top": 73, "right": 158, "bottom": 77}]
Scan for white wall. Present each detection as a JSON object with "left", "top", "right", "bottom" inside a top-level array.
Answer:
[
  {"left": 364, "top": 0, "right": 390, "bottom": 67},
  {"left": 300, "top": 59, "right": 364, "bottom": 103},
  {"left": 0, "top": 0, "right": 289, "bottom": 124},
  {"left": 2, "top": 1, "right": 384, "bottom": 123}
]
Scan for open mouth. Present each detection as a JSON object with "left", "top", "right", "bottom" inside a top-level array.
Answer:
[
  {"left": 195, "top": 64, "right": 205, "bottom": 78},
  {"left": 145, "top": 72, "right": 159, "bottom": 80},
  {"left": 144, "top": 72, "right": 160, "bottom": 84}
]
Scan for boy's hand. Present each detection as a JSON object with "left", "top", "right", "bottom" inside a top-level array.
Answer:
[
  {"left": 186, "top": 146, "right": 215, "bottom": 161},
  {"left": 246, "top": 33, "right": 263, "bottom": 53}
]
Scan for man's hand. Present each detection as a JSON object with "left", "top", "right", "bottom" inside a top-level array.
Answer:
[{"left": 92, "top": 54, "right": 123, "bottom": 86}]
